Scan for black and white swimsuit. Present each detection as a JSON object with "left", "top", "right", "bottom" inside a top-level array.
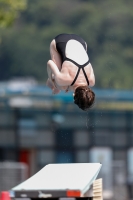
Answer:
[{"left": 55, "top": 33, "right": 90, "bottom": 87}]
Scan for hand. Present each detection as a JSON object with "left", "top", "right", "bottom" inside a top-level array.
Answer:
[
  {"left": 46, "top": 78, "right": 60, "bottom": 94},
  {"left": 46, "top": 78, "right": 54, "bottom": 89},
  {"left": 52, "top": 87, "right": 60, "bottom": 94}
]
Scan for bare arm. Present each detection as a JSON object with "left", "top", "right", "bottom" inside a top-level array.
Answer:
[{"left": 47, "top": 60, "right": 71, "bottom": 86}]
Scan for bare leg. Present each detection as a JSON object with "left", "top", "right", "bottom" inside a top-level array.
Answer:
[
  {"left": 46, "top": 39, "right": 62, "bottom": 94},
  {"left": 46, "top": 60, "right": 60, "bottom": 94},
  {"left": 50, "top": 39, "right": 62, "bottom": 71}
]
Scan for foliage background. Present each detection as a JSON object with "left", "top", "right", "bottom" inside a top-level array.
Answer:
[{"left": 0, "top": 0, "right": 133, "bottom": 89}]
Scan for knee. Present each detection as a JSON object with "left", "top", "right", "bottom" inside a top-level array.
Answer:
[{"left": 47, "top": 60, "right": 53, "bottom": 66}]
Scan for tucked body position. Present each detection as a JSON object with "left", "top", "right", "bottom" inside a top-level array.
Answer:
[{"left": 46, "top": 33, "right": 95, "bottom": 111}]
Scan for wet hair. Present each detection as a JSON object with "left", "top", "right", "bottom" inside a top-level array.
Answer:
[{"left": 73, "top": 86, "right": 95, "bottom": 111}]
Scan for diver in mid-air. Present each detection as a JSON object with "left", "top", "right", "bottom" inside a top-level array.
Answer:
[{"left": 46, "top": 33, "right": 95, "bottom": 111}]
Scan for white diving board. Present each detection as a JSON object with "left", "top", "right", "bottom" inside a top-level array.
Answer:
[{"left": 11, "top": 163, "right": 102, "bottom": 198}]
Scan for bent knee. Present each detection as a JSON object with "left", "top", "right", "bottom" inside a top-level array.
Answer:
[{"left": 47, "top": 60, "right": 54, "bottom": 66}]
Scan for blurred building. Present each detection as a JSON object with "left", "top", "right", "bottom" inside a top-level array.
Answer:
[{"left": 0, "top": 80, "right": 133, "bottom": 199}]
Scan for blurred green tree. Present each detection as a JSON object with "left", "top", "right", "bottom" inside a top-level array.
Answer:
[{"left": 0, "top": 0, "right": 27, "bottom": 27}]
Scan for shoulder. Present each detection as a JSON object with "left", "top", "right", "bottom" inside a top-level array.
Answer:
[{"left": 88, "top": 63, "right": 95, "bottom": 87}]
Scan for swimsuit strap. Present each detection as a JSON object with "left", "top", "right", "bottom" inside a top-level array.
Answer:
[
  {"left": 71, "top": 67, "right": 81, "bottom": 86},
  {"left": 65, "top": 57, "right": 90, "bottom": 86}
]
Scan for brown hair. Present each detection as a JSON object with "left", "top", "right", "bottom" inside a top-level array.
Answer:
[{"left": 73, "top": 86, "right": 95, "bottom": 111}]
